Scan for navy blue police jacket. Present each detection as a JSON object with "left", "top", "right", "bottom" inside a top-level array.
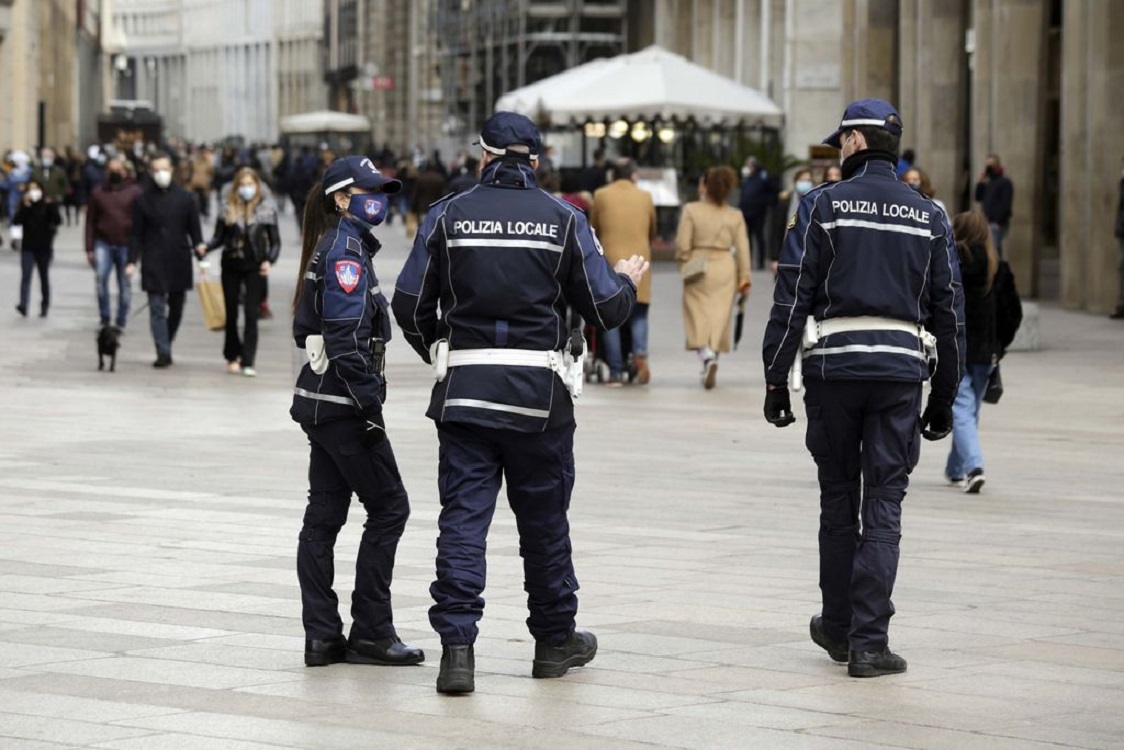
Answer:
[
  {"left": 290, "top": 216, "right": 392, "bottom": 425},
  {"left": 391, "top": 158, "right": 637, "bottom": 432},
  {"left": 762, "top": 152, "right": 966, "bottom": 403}
]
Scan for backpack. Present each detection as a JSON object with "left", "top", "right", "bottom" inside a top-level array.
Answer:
[{"left": 993, "top": 260, "right": 1023, "bottom": 354}]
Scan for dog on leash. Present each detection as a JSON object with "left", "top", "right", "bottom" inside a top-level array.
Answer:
[{"left": 97, "top": 325, "right": 121, "bottom": 372}]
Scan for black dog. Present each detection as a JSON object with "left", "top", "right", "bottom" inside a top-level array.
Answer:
[{"left": 97, "top": 325, "right": 121, "bottom": 372}]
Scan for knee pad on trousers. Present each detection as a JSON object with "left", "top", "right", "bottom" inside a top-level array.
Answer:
[{"left": 860, "top": 489, "right": 903, "bottom": 545}]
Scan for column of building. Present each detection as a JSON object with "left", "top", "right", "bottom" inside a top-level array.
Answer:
[
  {"left": 896, "top": 0, "right": 969, "bottom": 213},
  {"left": 1059, "top": 0, "right": 1124, "bottom": 313}
]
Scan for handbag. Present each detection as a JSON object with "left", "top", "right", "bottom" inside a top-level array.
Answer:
[
  {"left": 983, "top": 364, "right": 1003, "bottom": 404},
  {"left": 679, "top": 253, "right": 708, "bottom": 284},
  {"left": 196, "top": 265, "right": 226, "bottom": 331}
]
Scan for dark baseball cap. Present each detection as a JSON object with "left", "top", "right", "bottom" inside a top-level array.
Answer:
[
  {"left": 822, "top": 98, "right": 904, "bottom": 148},
  {"left": 323, "top": 155, "right": 402, "bottom": 195},
  {"left": 474, "top": 111, "right": 542, "bottom": 159}
]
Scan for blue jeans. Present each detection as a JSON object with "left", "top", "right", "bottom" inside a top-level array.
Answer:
[
  {"left": 95, "top": 241, "right": 131, "bottom": 328},
  {"left": 945, "top": 363, "right": 994, "bottom": 479},
  {"left": 148, "top": 291, "right": 186, "bottom": 359},
  {"left": 19, "top": 248, "right": 51, "bottom": 313},
  {"left": 602, "top": 303, "right": 649, "bottom": 377},
  {"left": 989, "top": 223, "right": 1008, "bottom": 259}
]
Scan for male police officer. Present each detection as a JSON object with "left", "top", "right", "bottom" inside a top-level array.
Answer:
[
  {"left": 392, "top": 112, "right": 648, "bottom": 694},
  {"left": 761, "top": 99, "right": 964, "bottom": 678}
]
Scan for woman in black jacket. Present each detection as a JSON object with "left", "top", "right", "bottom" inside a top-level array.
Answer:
[
  {"left": 13, "top": 179, "right": 61, "bottom": 317},
  {"left": 201, "top": 167, "right": 280, "bottom": 376},
  {"left": 945, "top": 210, "right": 1000, "bottom": 494}
]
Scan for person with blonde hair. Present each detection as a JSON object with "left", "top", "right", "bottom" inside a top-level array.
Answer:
[
  {"left": 199, "top": 166, "right": 280, "bottom": 376},
  {"left": 676, "top": 165, "right": 751, "bottom": 389},
  {"left": 945, "top": 209, "right": 1000, "bottom": 493},
  {"left": 901, "top": 166, "right": 947, "bottom": 217}
]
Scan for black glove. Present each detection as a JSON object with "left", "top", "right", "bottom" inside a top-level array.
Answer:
[
  {"left": 360, "top": 408, "right": 386, "bottom": 447},
  {"left": 764, "top": 386, "right": 796, "bottom": 427},
  {"left": 920, "top": 396, "right": 953, "bottom": 441}
]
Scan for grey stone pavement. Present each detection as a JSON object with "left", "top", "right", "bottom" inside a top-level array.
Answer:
[{"left": 0, "top": 209, "right": 1122, "bottom": 750}]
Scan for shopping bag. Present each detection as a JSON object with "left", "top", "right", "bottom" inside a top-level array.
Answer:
[{"left": 196, "top": 266, "right": 225, "bottom": 331}]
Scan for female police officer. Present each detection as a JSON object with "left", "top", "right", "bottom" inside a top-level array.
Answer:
[{"left": 290, "top": 156, "right": 423, "bottom": 668}]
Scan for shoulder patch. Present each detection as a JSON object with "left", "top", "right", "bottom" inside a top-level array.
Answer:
[
  {"left": 335, "top": 260, "right": 362, "bottom": 293},
  {"left": 787, "top": 212, "right": 797, "bottom": 230},
  {"left": 590, "top": 227, "right": 605, "bottom": 256}
]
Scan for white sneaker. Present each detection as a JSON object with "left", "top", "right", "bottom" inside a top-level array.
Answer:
[
  {"left": 241, "top": 367, "right": 257, "bottom": 377},
  {"left": 964, "top": 470, "right": 985, "bottom": 494},
  {"left": 703, "top": 359, "right": 718, "bottom": 390},
  {"left": 946, "top": 475, "right": 966, "bottom": 488}
]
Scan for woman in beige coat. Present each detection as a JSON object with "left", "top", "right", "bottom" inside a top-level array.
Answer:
[{"left": 676, "top": 166, "right": 751, "bottom": 389}]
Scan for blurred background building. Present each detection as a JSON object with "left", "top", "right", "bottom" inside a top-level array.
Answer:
[
  {"left": 0, "top": 0, "right": 1119, "bottom": 313},
  {"left": 110, "top": 0, "right": 324, "bottom": 143},
  {"left": 0, "top": 0, "right": 105, "bottom": 150}
]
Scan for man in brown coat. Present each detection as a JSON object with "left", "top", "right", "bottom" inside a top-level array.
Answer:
[{"left": 590, "top": 159, "right": 656, "bottom": 384}]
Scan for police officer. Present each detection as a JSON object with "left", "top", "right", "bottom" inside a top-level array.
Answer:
[
  {"left": 392, "top": 112, "right": 649, "bottom": 694},
  {"left": 761, "top": 99, "right": 965, "bottom": 678},
  {"left": 290, "top": 155, "right": 424, "bottom": 669}
]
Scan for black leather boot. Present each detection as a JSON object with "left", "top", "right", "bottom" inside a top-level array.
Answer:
[
  {"left": 532, "top": 630, "right": 597, "bottom": 678},
  {"left": 436, "top": 644, "right": 474, "bottom": 694},
  {"left": 848, "top": 648, "right": 907, "bottom": 677},
  {"left": 304, "top": 636, "right": 347, "bottom": 667},
  {"left": 809, "top": 615, "right": 848, "bottom": 663},
  {"left": 346, "top": 635, "right": 424, "bottom": 665}
]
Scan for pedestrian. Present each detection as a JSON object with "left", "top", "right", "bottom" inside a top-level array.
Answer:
[
  {"left": 391, "top": 111, "right": 648, "bottom": 695},
  {"left": 902, "top": 166, "right": 947, "bottom": 216},
  {"left": 80, "top": 146, "right": 107, "bottom": 213},
  {"left": 945, "top": 210, "right": 1000, "bottom": 493},
  {"left": 821, "top": 164, "right": 843, "bottom": 184},
  {"left": 770, "top": 167, "right": 816, "bottom": 274},
  {"left": 129, "top": 153, "right": 206, "bottom": 368},
  {"left": 410, "top": 161, "right": 448, "bottom": 224},
  {"left": 63, "top": 146, "right": 84, "bottom": 225},
  {"left": 738, "top": 156, "right": 778, "bottom": 270},
  {"left": 6, "top": 151, "right": 32, "bottom": 246},
  {"left": 289, "top": 155, "right": 424, "bottom": 670},
  {"left": 190, "top": 145, "right": 215, "bottom": 218},
  {"left": 762, "top": 98, "right": 965, "bottom": 678},
  {"left": 676, "top": 165, "right": 751, "bottom": 389},
  {"left": 198, "top": 167, "right": 279, "bottom": 376},
  {"left": 579, "top": 147, "right": 610, "bottom": 194},
  {"left": 12, "top": 179, "right": 61, "bottom": 317},
  {"left": 36, "top": 148, "right": 70, "bottom": 205},
  {"left": 86, "top": 158, "right": 142, "bottom": 330},
  {"left": 590, "top": 158, "right": 656, "bottom": 385},
  {"left": 975, "top": 154, "right": 1014, "bottom": 257},
  {"left": 1112, "top": 158, "right": 1124, "bottom": 320}
]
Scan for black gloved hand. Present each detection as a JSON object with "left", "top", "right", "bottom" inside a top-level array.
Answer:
[
  {"left": 360, "top": 408, "right": 386, "bottom": 447},
  {"left": 764, "top": 386, "right": 796, "bottom": 427},
  {"left": 920, "top": 396, "right": 953, "bottom": 441}
]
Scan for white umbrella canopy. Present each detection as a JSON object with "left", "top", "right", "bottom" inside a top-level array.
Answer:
[{"left": 494, "top": 46, "right": 783, "bottom": 125}]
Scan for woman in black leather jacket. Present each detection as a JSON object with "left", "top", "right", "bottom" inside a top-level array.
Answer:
[{"left": 200, "top": 167, "right": 280, "bottom": 376}]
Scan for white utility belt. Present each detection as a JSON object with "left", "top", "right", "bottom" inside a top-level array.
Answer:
[
  {"left": 431, "top": 341, "right": 585, "bottom": 399},
  {"left": 789, "top": 316, "right": 937, "bottom": 392}
]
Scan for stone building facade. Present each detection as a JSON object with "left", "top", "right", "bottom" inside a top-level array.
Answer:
[
  {"left": 111, "top": 0, "right": 325, "bottom": 144},
  {"left": 628, "top": 0, "right": 1122, "bottom": 312}
]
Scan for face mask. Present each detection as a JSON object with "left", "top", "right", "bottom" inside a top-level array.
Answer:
[
  {"left": 741, "top": 166, "right": 751, "bottom": 178},
  {"left": 41, "top": 158, "right": 54, "bottom": 169},
  {"left": 795, "top": 180, "right": 814, "bottom": 195},
  {"left": 839, "top": 133, "right": 853, "bottom": 165},
  {"left": 153, "top": 170, "right": 173, "bottom": 188},
  {"left": 907, "top": 182, "right": 922, "bottom": 192},
  {"left": 96, "top": 155, "right": 107, "bottom": 166},
  {"left": 27, "top": 189, "right": 43, "bottom": 203},
  {"left": 344, "top": 192, "right": 389, "bottom": 227},
  {"left": 108, "top": 171, "right": 124, "bottom": 185},
  {"left": 238, "top": 185, "right": 257, "bottom": 202},
  {"left": 985, "top": 165, "right": 997, "bottom": 177}
]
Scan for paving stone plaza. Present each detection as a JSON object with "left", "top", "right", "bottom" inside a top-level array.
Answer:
[{"left": 1, "top": 215, "right": 1122, "bottom": 749}]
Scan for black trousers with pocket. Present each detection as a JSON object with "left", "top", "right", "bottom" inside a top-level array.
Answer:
[{"left": 803, "top": 378, "right": 921, "bottom": 652}]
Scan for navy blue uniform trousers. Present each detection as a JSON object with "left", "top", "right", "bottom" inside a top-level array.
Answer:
[
  {"left": 803, "top": 378, "right": 921, "bottom": 652},
  {"left": 298, "top": 418, "right": 410, "bottom": 641},
  {"left": 430, "top": 422, "right": 578, "bottom": 647}
]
